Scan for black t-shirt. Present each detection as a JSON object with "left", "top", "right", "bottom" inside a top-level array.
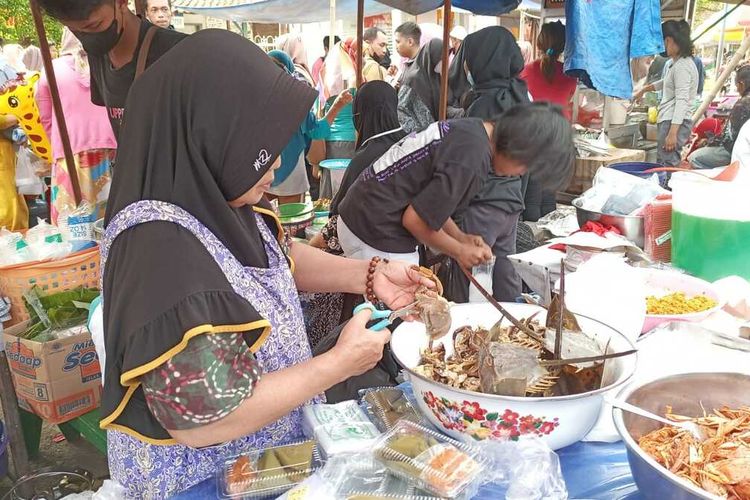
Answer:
[
  {"left": 89, "top": 20, "right": 187, "bottom": 138},
  {"left": 338, "top": 118, "right": 491, "bottom": 253}
]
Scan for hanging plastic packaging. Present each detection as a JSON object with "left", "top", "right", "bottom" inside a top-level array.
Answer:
[{"left": 14, "top": 146, "right": 45, "bottom": 196}]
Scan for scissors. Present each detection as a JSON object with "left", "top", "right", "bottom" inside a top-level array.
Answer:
[{"left": 353, "top": 302, "right": 418, "bottom": 332}]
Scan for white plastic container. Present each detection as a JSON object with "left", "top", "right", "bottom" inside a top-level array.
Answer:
[{"left": 670, "top": 170, "right": 750, "bottom": 281}]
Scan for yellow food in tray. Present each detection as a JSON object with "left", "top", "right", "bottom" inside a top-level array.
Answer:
[{"left": 646, "top": 292, "right": 717, "bottom": 315}]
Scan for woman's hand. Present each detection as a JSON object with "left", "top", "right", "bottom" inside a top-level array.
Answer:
[
  {"left": 665, "top": 128, "right": 679, "bottom": 152},
  {"left": 373, "top": 261, "right": 437, "bottom": 311},
  {"left": 332, "top": 90, "right": 354, "bottom": 111},
  {"left": 329, "top": 309, "right": 390, "bottom": 377}
]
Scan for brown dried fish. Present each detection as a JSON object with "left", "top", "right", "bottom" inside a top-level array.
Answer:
[
  {"left": 639, "top": 406, "right": 750, "bottom": 500},
  {"left": 414, "top": 286, "right": 452, "bottom": 341}
]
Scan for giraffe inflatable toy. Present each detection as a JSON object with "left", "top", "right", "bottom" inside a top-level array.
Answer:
[{"left": 0, "top": 72, "right": 52, "bottom": 164}]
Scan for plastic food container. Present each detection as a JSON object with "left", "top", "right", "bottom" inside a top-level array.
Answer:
[
  {"left": 671, "top": 170, "right": 750, "bottom": 281},
  {"left": 218, "top": 440, "right": 323, "bottom": 498},
  {"left": 372, "top": 421, "right": 487, "bottom": 499},
  {"left": 359, "top": 387, "right": 425, "bottom": 432}
]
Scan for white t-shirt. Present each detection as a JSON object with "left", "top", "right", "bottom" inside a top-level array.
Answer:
[{"left": 731, "top": 120, "right": 750, "bottom": 170}]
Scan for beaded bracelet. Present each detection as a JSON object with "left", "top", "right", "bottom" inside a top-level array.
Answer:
[{"left": 366, "top": 256, "right": 389, "bottom": 303}]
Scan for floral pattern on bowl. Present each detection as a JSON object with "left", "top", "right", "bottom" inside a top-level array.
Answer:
[{"left": 423, "top": 391, "right": 560, "bottom": 440}]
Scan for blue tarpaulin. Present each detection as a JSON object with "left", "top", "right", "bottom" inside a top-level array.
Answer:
[{"left": 173, "top": 0, "right": 523, "bottom": 23}]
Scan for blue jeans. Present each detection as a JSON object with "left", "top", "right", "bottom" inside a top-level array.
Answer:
[
  {"left": 688, "top": 145, "right": 731, "bottom": 170},
  {"left": 657, "top": 120, "right": 692, "bottom": 166}
]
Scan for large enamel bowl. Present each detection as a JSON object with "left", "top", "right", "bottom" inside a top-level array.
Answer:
[
  {"left": 392, "top": 303, "right": 638, "bottom": 450},
  {"left": 613, "top": 373, "right": 750, "bottom": 500}
]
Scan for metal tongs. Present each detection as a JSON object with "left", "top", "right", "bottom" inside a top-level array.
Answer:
[{"left": 353, "top": 301, "right": 418, "bottom": 331}]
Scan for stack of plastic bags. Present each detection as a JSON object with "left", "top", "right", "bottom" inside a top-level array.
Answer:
[{"left": 0, "top": 203, "right": 97, "bottom": 266}]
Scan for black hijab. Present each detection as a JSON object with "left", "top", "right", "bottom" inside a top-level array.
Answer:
[
  {"left": 332, "top": 81, "right": 405, "bottom": 215},
  {"left": 100, "top": 30, "right": 317, "bottom": 440},
  {"left": 401, "top": 38, "right": 443, "bottom": 120},
  {"left": 460, "top": 26, "right": 529, "bottom": 119},
  {"left": 453, "top": 27, "right": 529, "bottom": 218}
]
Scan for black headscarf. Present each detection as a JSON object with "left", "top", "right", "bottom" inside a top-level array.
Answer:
[
  {"left": 401, "top": 38, "right": 443, "bottom": 121},
  {"left": 459, "top": 26, "right": 529, "bottom": 119},
  {"left": 332, "top": 81, "right": 405, "bottom": 215},
  {"left": 100, "top": 30, "right": 317, "bottom": 440},
  {"left": 454, "top": 27, "right": 530, "bottom": 218}
]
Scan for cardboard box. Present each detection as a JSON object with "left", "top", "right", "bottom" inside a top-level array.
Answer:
[{"left": 3, "top": 321, "right": 102, "bottom": 424}]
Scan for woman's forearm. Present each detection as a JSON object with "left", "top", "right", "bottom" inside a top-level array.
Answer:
[
  {"left": 403, "top": 206, "right": 462, "bottom": 259},
  {"left": 169, "top": 351, "right": 344, "bottom": 448},
  {"left": 290, "top": 241, "right": 368, "bottom": 294}
]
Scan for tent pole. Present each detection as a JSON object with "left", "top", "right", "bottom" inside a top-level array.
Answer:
[
  {"left": 439, "top": 0, "right": 452, "bottom": 120},
  {"left": 715, "top": 2, "right": 730, "bottom": 81},
  {"left": 693, "top": 33, "right": 750, "bottom": 122},
  {"left": 356, "top": 0, "right": 364, "bottom": 88},
  {"left": 29, "top": 0, "right": 82, "bottom": 206},
  {"left": 330, "top": 0, "right": 337, "bottom": 82}
]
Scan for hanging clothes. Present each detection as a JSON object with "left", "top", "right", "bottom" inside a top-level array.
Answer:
[{"left": 564, "top": 0, "right": 664, "bottom": 99}]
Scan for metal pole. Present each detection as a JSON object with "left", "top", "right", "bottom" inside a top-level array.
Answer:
[
  {"left": 330, "top": 0, "right": 337, "bottom": 83},
  {"left": 356, "top": 0, "right": 364, "bottom": 88},
  {"left": 439, "top": 0, "right": 452, "bottom": 120},
  {"left": 693, "top": 33, "right": 750, "bottom": 122},
  {"left": 715, "top": 2, "right": 730, "bottom": 81},
  {"left": 29, "top": 0, "right": 82, "bottom": 206}
]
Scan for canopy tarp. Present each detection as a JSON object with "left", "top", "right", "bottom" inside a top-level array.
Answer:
[
  {"left": 173, "top": 0, "right": 523, "bottom": 22},
  {"left": 173, "top": 0, "right": 390, "bottom": 23},
  {"left": 376, "top": 0, "right": 521, "bottom": 15}
]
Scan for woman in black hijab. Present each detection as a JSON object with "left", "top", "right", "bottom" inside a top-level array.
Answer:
[
  {"left": 100, "top": 30, "right": 433, "bottom": 497},
  {"left": 397, "top": 38, "right": 444, "bottom": 133},
  {"left": 441, "top": 27, "right": 536, "bottom": 303},
  {"left": 332, "top": 80, "right": 405, "bottom": 215},
  {"left": 306, "top": 81, "right": 405, "bottom": 349}
]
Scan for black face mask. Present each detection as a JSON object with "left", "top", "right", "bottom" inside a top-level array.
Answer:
[
  {"left": 73, "top": 10, "right": 123, "bottom": 57},
  {"left": 379, "top": 48, "right": 391, "bottom": 69}
]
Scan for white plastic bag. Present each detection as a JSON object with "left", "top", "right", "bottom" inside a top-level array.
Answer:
[
  {"left": 15, "top": 147, "right": 45, "bottom": 196},
  {"left": 478, "top": 437, "right": 568, "bottom": 500},
  {"left": 24, "top": 218, "right": 72, "bottom": 261},
  {"left": 0, "top": 227, "right": 32, "bottom": 265},
  {"left": 579, "top": 167, "right": 668, "bottom": 216}
]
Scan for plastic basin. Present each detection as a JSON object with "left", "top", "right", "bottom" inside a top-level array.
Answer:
[{"left": 608, "top": 162, "right": 668, "bottom": 188}]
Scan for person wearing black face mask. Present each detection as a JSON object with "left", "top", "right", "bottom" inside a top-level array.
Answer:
[{"left": 36, "top": 0, "right": 187, "bottom": 140}]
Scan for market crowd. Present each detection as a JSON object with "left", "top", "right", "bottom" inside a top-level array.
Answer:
[{"left": 0, "top": 0, "right": 740, "bottom": 496}]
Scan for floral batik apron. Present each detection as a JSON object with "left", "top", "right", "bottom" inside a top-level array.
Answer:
[{"left": 101, "top": 200, "right": 322, "bottom": 499}]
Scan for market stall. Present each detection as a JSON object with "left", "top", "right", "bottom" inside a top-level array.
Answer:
[{"left": 3, "top": 0, "right": 750, "bottom": 498}]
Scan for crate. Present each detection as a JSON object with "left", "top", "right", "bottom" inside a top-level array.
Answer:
[
  {"left": 0, "top": 247, "right": 100, "bottom": 327},
  {"left": 566, "top": 148, "right": 647, "bottom": 195}
]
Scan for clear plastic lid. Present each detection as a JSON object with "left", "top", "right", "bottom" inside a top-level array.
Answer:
[
  {"left": 359, "top": 387, "right": 425, "bottom": 432},
  {"left": 217, "top": 440, "right": 323, "bottom": 498},
  {"left": 372, "top": 421, "right": 487, "bottom": 499}
]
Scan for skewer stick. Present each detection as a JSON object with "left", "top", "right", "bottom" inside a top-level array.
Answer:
[
  {"left": 539, "top": 349, "right": 637, "bottom": 368},
  {"left": 438, "top": 0, "right": 451, "bottom": 120},
  {"left": 356, "top": 0, "right": 364, "bottom": 88},
  {"left": 460, "top": 265, "right": 545, "bottom": 343},
  {"left": 554, "top": 260, "right": 565, "bottom": 360}
]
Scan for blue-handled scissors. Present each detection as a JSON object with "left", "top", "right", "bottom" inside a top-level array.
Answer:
[{"left": 353, "top": 301, "right": 417, "bottom": 331}]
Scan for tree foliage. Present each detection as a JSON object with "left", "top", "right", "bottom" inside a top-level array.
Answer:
[
  {"left": 1, "top": 0, "right": 63, "bottom": 46},
  {"left": 693, "top": 0, "right": 725, "bottom": 27}
]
